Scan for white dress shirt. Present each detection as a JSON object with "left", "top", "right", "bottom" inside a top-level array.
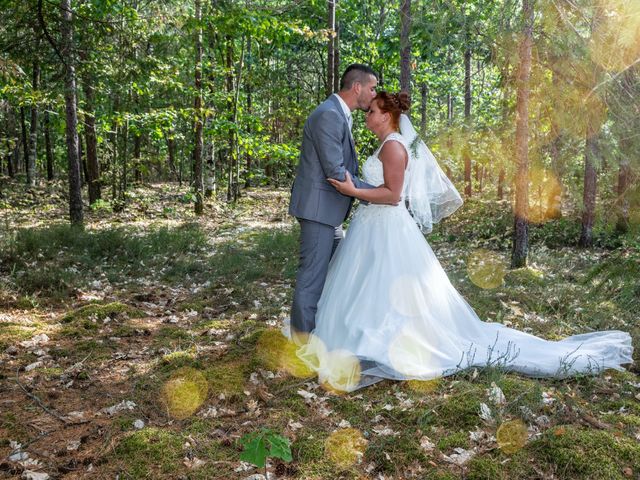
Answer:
[{"left": 333, "top": 93, "right": 353, "bottom": 130}]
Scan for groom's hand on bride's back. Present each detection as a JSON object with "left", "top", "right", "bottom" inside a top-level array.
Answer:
[{"left": 327, "top": 171, "right": 356, "bottom": 196}]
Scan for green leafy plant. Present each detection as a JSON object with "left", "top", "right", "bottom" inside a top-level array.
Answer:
[{"left": 238, "top": 428, "right": 292, "bottom": 470}]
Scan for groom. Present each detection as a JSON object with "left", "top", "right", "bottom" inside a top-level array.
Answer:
[{"left": 289, "top": 64, "right": 378, "bottom": 340}]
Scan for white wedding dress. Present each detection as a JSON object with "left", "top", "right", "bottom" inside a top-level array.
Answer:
[{"left": 295, "top": 132, "right": 633, "bottom": 391}]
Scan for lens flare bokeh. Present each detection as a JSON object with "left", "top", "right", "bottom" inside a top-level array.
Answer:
[
  {"left": 496, "top": 419, "right": 528, "bottom": 454},
  {"left": 467, "top": 249, "right": 507, "bottom": 289},
  {"left": 255, "top": 329, "right": 289, "bottom": 371},
  {"left": 406, "top": 378, "right": 441, "bottom": 393},
  {"left": 318, "top": 349, "right": 361, "bottom": 394},
  {"left": 590, "top": 0, "right": 640, "bottom": 73},
  {"left": 161, "top": 367, "right": 209, "bottom": 419},
  {"left": 256, "top": 329, "right": 317, "bottom": 378},
  {"left": 324, "top": 428, "right": 368, "bottom": 467},
  {"left": 388, "top": 329, "right": 432, "bottom": 377}
]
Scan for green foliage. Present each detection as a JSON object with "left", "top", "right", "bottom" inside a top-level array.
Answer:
[
  {"left": 89, "top": 199, "right": 113, "bottom": 212},
  {"left": 238, "top": 428, "right": 292, "bottom": 468}
]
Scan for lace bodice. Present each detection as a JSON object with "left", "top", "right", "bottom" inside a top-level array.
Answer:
[{"left": 361, "top": 133, "right": 410, "bottom": 193}]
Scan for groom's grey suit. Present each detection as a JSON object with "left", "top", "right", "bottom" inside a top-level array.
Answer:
[{"left": 289, "top": 94, "right": 372, "bottom": 335}]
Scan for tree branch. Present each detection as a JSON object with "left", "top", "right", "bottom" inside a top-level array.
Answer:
[{"left": 38, "top": 0, "right": 66, "bottom": 66}]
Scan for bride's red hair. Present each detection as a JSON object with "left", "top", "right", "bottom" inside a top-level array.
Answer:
[{"left": 373, "top": 91, "right": 410, "bottom": 131}]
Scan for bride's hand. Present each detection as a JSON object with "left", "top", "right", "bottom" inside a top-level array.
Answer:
[{"left": 327, "top": 171, "right": 356, "bottom": 196}]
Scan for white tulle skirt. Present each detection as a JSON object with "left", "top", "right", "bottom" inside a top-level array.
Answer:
[{"left": 296, "top": 203, "right": 633, "bottom": 391}]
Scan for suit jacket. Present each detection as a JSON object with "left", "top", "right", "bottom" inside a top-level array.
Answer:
[{"left": 289, "top": 95, "right": 370, "bottom": 227}]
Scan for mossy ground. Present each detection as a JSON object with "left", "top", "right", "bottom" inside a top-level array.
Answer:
[{"left": 0, "top": 182, "right": 638, "bottom": 479}]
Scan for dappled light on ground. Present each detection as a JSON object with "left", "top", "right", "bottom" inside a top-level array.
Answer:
[{"left": 1, "top": 187, "right": 638, "bottom": 479}]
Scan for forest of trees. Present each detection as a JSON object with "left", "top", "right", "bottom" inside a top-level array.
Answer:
[{"left": 1, "top": 0, "right": 639, "bottom": 262}]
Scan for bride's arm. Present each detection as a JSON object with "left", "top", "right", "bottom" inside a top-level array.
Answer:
[{"left": 328, "top": 141, "right": 407, "bottom": 204}]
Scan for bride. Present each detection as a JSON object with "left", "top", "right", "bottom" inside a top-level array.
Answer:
[{"left": 293, "top": 91, "right": 633, "bottom": 392}]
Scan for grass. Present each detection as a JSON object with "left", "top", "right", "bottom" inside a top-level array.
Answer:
[
  {"left": 59, "top": 301, "right": 144, "bottom": 338},
  {"left": 0, "top": 184, "right": 638, "bottom": 479},
  {"left": 530, "top": 426, "right": 640, "bottom": 479},
  {"left": 0, "top": 320, "right": 47, "bottom": 349},
  {"left": 112, "top": 427, "right": 184, "bottom": 478},
  {"left": 0, "top": 223, "right": 209, "bottom": 297}
]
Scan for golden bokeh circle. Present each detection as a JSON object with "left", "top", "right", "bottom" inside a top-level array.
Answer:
[
  {"left": 388, "top": 329, "right": 432, "bottom": 377},
  {"left": 255, "top": 329, "right": 289, "bottom": 371},
  {"left": 161, "top": 367, "right": 209, "bottom": 419},
  {"left": 318, "top": 349, "right": 361, "bottom": 394},
  {"left": 406, "top": 378, "right": 441, "bottom": 393},
  {"left": 324, "top": 428, "right": 368, "bottom": 467},
  {"left": 528, "top": 167, "right": 562, "bottom": 224},
  {"left": 467, "top": 249, "right": 506, "bottom": 289},
  {"left": 496, "top": 419, "right": 528, "bottom": 454},
  {"left": 281, "top": 334, "right": 317, "bottom": 379}
]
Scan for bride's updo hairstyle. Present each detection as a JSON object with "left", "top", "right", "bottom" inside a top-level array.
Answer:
[{"left": 374, "top": 91, "right": 411, "bottom": 131}]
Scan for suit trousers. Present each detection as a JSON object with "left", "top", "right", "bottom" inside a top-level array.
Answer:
[{"left": 290, "top": 218, "right": 344, "bottom": 337}]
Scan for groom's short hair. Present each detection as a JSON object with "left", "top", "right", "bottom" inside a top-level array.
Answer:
[{"left": 340, "top": 64, "right": 377, "bottom": 91}]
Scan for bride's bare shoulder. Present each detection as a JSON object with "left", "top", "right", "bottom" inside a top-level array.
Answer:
[{"left": 379, "top": 139, "right": 408, "bottom": 168}]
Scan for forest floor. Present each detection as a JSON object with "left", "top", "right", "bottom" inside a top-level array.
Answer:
[{"left": 0, "top": 178, "right": 639, "bottom": 480}]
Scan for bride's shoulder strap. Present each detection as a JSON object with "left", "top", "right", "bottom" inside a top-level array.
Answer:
[
  {"left": 381, "top": 132, "right": 407, "bottom": 146},
  {"left": 380, "top": 132, "right": 409, "bottom": 156}
]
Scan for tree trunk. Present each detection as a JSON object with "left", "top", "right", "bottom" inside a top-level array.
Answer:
[
  {"left": 497, "top": 66, "right": 510, "bottom": 201},
  {"left": 334, "top": 23, "right": 340, "bottom": 92},
  {"left": 27, "top": 57, "right": 40, "bottom": 188},
  {"left": 133, "top": 133, "right": 142, "bottom": 183},
  {"left": 6, "top": 107, "right": 16, "bottom": 178},
  {"left": 193, "top": 0, "right": 204, "bottom": 215},
  {"left": 547, "top": 70, "right": 563, "bottom": 218},
  {"left": 44, "top": 109, "right": 54, "bottom": 180},
  {"left": 578, "top": 131, "right": 598, "bottom": 247},
  {"left": 225, "top": 36, "right": 234, "bottom": 202},
  {"left": 511, "top": 0, "right": 533, "bottom": 268},
  {"left": 166, "top": 132, "right": 178, "bottom": 180},
  {"left": 399, "top": 0, "right": 412, "bottom": 97},
  {"left": 615, "top": 149, "right": 630, "bottom": 233},
  {"left": 61, "top": 0, "right": 83, "bottom": 225},
  {"left": 206, "top": 134, "right": 216, "bottom": 197},
  {"left": 20, "top": 106, "right": 28, "bottom": 174},
  {"left": 244, "top": 38, "right": 252, "bottom": 189},
  {"left": 79, "top": 129, "right": 87, "bottom": 186},
  {"left": 233, "top": 37, "right": 246, "bottom": 200},
  {"left": 419, "top": 82, "right": 427, "bottom": 136},
  {"left": 463, "top": 45, "right": 472, "bottom": 197},
  {"left": 327, "top": 0, "right": 336, "bottom": 97},
  {"left": 120, "top": 118, "right": 128, "bottom": 206},
  {"left": 82, "top": 76, "right": 101, "bottom": 203}
]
